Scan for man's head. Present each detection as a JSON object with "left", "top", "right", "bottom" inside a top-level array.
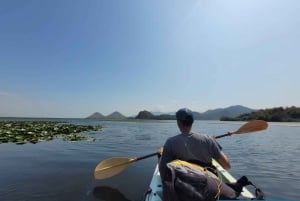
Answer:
[{"left": 176, "top": 108, "right": 194, "bottom": 129}]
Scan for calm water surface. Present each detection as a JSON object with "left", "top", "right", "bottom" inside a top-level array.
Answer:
[{"left": 0, "top": 119, "right": 299, "bottom": 201}]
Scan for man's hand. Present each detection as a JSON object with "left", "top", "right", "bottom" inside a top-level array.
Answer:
[
  {"left": 157, "top": 147, "right": 163, "bottom": 157},
  {"left": 227, "top": 131, "right": 233, "bottom": 136},
  {"left": 157, "top": 147, "right": 163, "bottom": 164}
]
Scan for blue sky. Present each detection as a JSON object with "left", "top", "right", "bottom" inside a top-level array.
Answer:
[{"left": 1, "top": 0, "right": 299, "bottom": 117}]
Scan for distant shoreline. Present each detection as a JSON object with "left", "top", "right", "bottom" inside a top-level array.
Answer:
[{"left": 2, "top": 106, "right": 299, "bottom": 122}]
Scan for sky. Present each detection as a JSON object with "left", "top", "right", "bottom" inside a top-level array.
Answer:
[{"left": 0, "top": 0, "right": 299, "bottom": 118}]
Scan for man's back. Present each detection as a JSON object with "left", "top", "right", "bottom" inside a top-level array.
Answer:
[
  {"left": 158, "top": 108, "right": 231, "bottom": 201},
  {"left": 159, "top": 132, "right": 222, "bottom": 181}
]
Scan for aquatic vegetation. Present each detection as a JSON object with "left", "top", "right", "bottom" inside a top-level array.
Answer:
[{"left": 0, "top": 121, "right": 102, "bottom": 145}]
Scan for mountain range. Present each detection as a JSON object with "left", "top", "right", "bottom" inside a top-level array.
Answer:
[
  {"left": 193, "top": 105, "right": 255, "bottom": 120},
  {"left": 86, "top": 105, "right": 256, "bottom": 120}
]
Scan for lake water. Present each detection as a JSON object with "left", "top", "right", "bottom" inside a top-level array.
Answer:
[{"left": 0, "top": 119, "right": 299, "bottom": 201}]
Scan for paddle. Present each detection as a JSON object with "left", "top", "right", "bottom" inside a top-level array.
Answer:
[
  {"left": 215, "top": 120, "right": 268, "bottom": 139},
  {"left": 94, "top": 152, "right": 158, "bottom": 179},
  {"left": 94, "top": 120, "right": 268, "bottom": 179}
]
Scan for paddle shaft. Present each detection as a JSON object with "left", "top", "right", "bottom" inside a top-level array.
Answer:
[
  {"left": 135, "top": 152, "right": 159, "bottom": 161},
  {"left": 99, "top": 152, "right": 159, "bottom": 171},
  {"left": 215, "top": 133, "right": 231, "bottom": 139}
]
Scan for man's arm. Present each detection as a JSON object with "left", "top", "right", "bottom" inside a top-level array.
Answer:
[{"left": 217, "top": 151, "right": 231, "bottom": 169}]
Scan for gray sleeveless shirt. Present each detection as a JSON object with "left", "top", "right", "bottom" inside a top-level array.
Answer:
[{"left": 159, "top": 132, "right": 222, "bottom": 181}]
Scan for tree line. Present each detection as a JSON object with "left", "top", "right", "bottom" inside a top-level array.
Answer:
[{"left": 220, "top": 106, "right": 300, "bottom": 122}]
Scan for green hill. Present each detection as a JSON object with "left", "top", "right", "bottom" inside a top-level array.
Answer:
[{"left": 135, "top": 110, "right": 155, "bottom": 119}]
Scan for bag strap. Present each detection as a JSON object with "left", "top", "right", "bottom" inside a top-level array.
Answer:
[
  {"left": 167, "top": 166, "right": 180, "bottom": 201},
  {"left": 187, "top": 159, "right": 218, "bottom": 175}
]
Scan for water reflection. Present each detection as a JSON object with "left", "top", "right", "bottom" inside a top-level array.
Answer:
[{"left": 93, "top": 186, "right": 131, "bottom": 201}]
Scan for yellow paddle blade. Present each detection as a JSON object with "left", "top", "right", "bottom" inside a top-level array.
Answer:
[
  {"left": 94, "top": 157, "right": 135, "bottom": 180},
  {"left": 233, "top": 120, "right": 268, "bottom": 134}
]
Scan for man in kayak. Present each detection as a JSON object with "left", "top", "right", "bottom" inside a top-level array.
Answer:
[{"left": 158, "top": 108, "right": 231, "bottom": 200}]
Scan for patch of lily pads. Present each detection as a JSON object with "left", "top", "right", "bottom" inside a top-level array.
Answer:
[{"left": 0, "top": 121, "right": 102, "bottom": 145}]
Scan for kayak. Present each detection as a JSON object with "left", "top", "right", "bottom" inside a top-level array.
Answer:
[
  {"left": 212, "top": 159, "right": 255, "bottom": 199},
  {"left": 144, "top": 159, "right": 255, "bottom": 201}
]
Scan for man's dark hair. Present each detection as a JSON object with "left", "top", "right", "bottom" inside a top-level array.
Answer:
[
  {"left": 178, "top": 116, "right": 194, "bottom": 127},
  {"left": 176, "top": 108, "right": 194, "bottom": 127}
]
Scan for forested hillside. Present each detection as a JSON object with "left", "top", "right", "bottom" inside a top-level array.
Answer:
[{"left": 221, "top": 106, "right": 300, "bottom": 122}]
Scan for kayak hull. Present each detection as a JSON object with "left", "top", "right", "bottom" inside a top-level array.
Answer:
[{"left": 144, "top": 164, "right": 163, "bottom": 201}]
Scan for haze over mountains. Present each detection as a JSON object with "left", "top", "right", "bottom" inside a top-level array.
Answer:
[
  {"left": 86, "top": 105, "right": 255, "bottom": 120},
  {"left": 193, "top": 105, "right": 255, "bottom": 120}
]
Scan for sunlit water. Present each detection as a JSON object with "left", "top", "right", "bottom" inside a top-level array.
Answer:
[{"left": 0, "top": 119, "right": 299, "bottom": 201}]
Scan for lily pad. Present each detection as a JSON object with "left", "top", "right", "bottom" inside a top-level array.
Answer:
[{"left": 0, "top": 121, "right": 102, "bottom": 145}]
